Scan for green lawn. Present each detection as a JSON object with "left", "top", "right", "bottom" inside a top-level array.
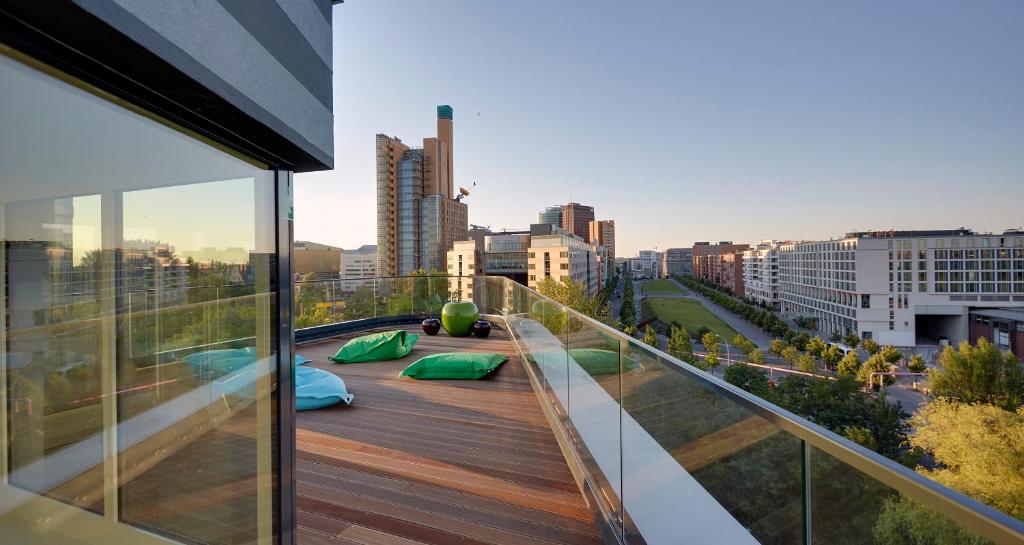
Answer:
[
  {"left": 640, "top": 279, "right": 685, "bottom": 294},
  {"left": 647, "top": 297, "right": 739, "bottom": 339}
]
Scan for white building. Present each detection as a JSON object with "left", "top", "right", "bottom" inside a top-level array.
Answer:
[
  {"left": 743, "top": 241, "right": 782, "bottom": 311},
  {"left": 637, "top": 250, "right": 662, "bottom": 279},
  {"left": 779, "top": 229, "right": 1024, "bottom": 347},
  {"left": 340, "top": 245, "right": 377, "bottom": 292},
  {"left": 528, "top": 232, "right": 601, "bottom": 296}
]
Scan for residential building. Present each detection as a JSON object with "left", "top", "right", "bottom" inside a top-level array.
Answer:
[
  {"left": 662, "top": 247, "right": 693, "bottom": 277},
  {"left": 340, "top": 245, "right": 377, "bottom": 292},
  {"left": 588, "top": 219, "right": 616, "bottom": 267},
  {"left": 537, "top": 205, "right": 563, "bottom": 227},
  {"left": 692, "top": 241, "right": 750, "bottom": 292},
  {"left": 561, "top": 202, "right": 595, "bottom": 242},
  {"left": 376, "top": 106, "right": 466, "bottom": 276},
  {"left": 743, "top": 241, "right": 782, "bottom": 310},
  {"left": 0, "top": 2, "right": 335, "bottom": 543},
  {"left": 293, "top": 240, "right": 341, "bottom": 280},
  {"left": 779, "top": 229, "right": 1024, "bottom": 347},
  {"left": 528, "top": 231, "right": 601, "bottom": 296}
]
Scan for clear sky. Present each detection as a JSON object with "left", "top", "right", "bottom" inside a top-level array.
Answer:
[{"left": 295, "top": 0, "right": 1024, "bottom": 257}]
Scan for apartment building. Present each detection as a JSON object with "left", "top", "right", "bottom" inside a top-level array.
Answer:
[
  {"left": 376, "top": 106, "right": 467, "bottom": 276},
  {"left": 528, "top": 231, "right": 601, "bottom": 296},
  {"left": 692, "top": 241, "right": 750, "bottom": 293},
  {"left": 742, "top": 241, "right": 782, "bottom": 310},
  {"left": 779, "top": 229, "right": 1024, "bottom": 347},
  {"left": 662, "top": 247, "right": 693, "bottom": 277},
  {"left": 561, "top": 202, "right": 595, "bottom": 242},
  {"left": 340, "top": 245, "right": 377, "bottom": 292}
]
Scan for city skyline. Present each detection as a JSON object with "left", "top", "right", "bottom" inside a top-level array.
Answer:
[{"left": 294, "top": 0, "right": 1023, "bottom": 256}]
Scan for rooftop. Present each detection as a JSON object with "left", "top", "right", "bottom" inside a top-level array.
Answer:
[{"left": 294, "top": 327, "right": 602, "bottom": 545}]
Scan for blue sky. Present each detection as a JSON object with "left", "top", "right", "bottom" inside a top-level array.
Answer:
[{"left": 295, "top": 0, "right": 1024, "bottom": 257}]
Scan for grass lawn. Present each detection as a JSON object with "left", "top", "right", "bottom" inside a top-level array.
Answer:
[
  {"left": 641, "top": 279, "right": 685, "bottom": 294},
  {"left": 647, "top": 297, "right": 739, "bottom": 340}
]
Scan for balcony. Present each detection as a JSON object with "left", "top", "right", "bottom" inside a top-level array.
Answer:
[{"left": 291, "top": 276, "right": 1024, "bottom": 545}]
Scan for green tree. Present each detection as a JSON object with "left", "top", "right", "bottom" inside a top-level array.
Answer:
[
  {"left": 842, "top": 427, "right": 878, "bottom": 451},
  {"left": 878, "top": 344, "right": 904, "bottom": 365},
  {"left": 667, "top": 326, "right": 693, "bottom": 360},
  {"left": 642, "top": 325, "right": 658, "bottom": 348},
  {"left": 748, "top": 348, "right": 766, "bottom": 365},
  {"left": 837, "top": 350, "right": 862, "bottom": 377},
  {"left": 908, "top": 354, "right": 927, "bottom": 373},
  {"left": 859, "top": 353, "right": 895, "bottom": 386},
  {"left": 769, "top": 338, "right": 788, "bottom": 357},
  {"left": 805, "top": 336, "right": 827, "bottom": 358},
  {"left": 781, "top": 345, "right": 799, "bottom": 366},
  {"left": 796, "top": 353, "right": 818, "bottom": 374},
  {"left": 821, "top": 345, "right": 843, "bottom": 370},
  {"left": 623, "top": 324, "right": 638, "bottom": 338},
  {"left": 731, "top": 334, "right": 754, "bottom": 354},
  {"left": 828, "top": 331, "right": 842, "bottom": 343},
  {"left": 536, "top": 276, "right": 609, "bottom": 322},
  {"left": 861, "top": 338, "right": 881, "bottom": 355},
  {"left": 724, "top": 363, "right": 771, "bottom": 397},
  {"left": 875, "top": 400, "right": 1024, "bottom": 544},
  {"left": 701, "top": 331, "right": 720, "bottom": 355},
  {"left": 843, "top": 332, "right": 861, "bottom": 348},
  {"left": 931, "top": 338, "right": 1024, "bottom": 411},
  {"left": 701, "top": 351, "right": 720, "bottom": 374}
]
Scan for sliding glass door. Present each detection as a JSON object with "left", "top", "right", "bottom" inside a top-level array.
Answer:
[{"left": 1, "top": 46, "right": 286, "bottom": 545}]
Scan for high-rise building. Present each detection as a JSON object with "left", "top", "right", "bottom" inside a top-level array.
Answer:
[
  {"left": 743, "top": 241, "right": 783, "bottom": 310},
  {"left": 528, "top": 230, "right": 601, "bottom": 296},
  {"left": 778, "top": 229, "right": 1024, "bottom": 346},
  {"left": 538, "top": 205, "right": 563, "bottom": 228},
  {"left": 637, "top": 250, "right": 662, "bottom": 279},
  {"left": 561, "top": 202, "right": 595, "bottom": 242},
  {"left": 662, "top": 248, "right": 693, "bottom": 277},
  {"left": 376, "top": 106, "right": 467, "bottom": 276},
  {"left": 589, "top": 219, "right": 616, "bottom": 266}
]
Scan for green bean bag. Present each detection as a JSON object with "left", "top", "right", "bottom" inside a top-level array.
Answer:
[
  {"left": 399, "top": 353, "right": 507, "bottom": 380},
  {"left": 330, "top": 330, "right": 419, "bottom": 363},
  {"left": 568, "top": 348, "right": 640, "bottom": 375}
]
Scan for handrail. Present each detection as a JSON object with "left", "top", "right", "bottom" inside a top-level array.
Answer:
[{"left": 503, "top": 277, "right": 1024, "bottom": 545}]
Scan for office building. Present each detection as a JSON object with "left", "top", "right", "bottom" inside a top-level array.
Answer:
[
  {"left": 528, "top": 230, "right": 601, "bottom": 296},
  {"left": 743, "top": 241, "right": 783, "bottom": 310},
  {"left": 340, "top": 245, "right": 377, "bottom": 292},
  {"left": 693, "top": 241, "right": 750, "bottom": 292},
  {"left": 0, "top": 2, "right": 335, "bottom": 543},
  {"left": 662, "top": 247, "right": 693, "bottom": 277},
  {"left": 637, "top": 250, "right": 662, "bottom": 279},
  {"left": 561, "top": 202, "right": 595, "bottom": 242},
  {"left": 589, "top": 219, "right": 616, "bottom": 268},
  {"left": 293, "top": 240, "right": 342, "bottom": 280},
  {"left": 779, "top": 229, "right": 1024, "bottom": 346},
  {"left": 376, "top": 106, "right": 466, "bottom": 276},
  {"left": 969, "top": 308, "right": 1024, "bottom": 361},
  {"left": 447, "top": 240, "right": 480, "bottom": 300},
  {"left": 538, "top": 205, "right": 563, "bottom": 228}
]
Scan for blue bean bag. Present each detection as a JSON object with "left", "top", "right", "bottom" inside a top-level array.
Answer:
[
  {"left": 295, "top": 366, "right": 353, "bottom": 410},
  {"left": 185, "top": 348, "right": 310, "bottom": 377}
]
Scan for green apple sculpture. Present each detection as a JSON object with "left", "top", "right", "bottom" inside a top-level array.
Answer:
[{"left": 441, "top": 301, "right": 479, "bottom": 337}]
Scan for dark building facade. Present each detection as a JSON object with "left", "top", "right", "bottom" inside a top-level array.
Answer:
[
  {"left": 561, "top": 202, "right": 595, "bottom": 243},
  {"left": 0, "top": 2, "right": 337, "bottom": 544}
]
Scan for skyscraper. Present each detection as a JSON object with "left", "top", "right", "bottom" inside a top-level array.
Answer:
[
  {"left": 561, "top": 202, "right": 595, "bottom": 242},
  {"left": 376, "top": 106, "right": 468, "bottom": 276},
  {"left": 538, "top": 205, "right": 563, "bottom": 227},
  {"left": 589, "top": 219, "right": 616, "bottom": 263}
]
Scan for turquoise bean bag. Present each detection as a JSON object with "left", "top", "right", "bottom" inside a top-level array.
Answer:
[
  {"left": 185, "top": 348, "right": 310, "bottom": 377},
  {"left": 296, "top": 366, "right": 353, "bottom": 410}
]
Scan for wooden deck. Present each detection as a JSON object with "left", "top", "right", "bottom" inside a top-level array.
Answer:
[{"left": 295, "top": 327, "right": 603, "bottom": 545}]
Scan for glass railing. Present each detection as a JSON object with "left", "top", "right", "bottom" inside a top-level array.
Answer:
[{"left": 289, "top": 274, "right": 1022, "bottom": 543}]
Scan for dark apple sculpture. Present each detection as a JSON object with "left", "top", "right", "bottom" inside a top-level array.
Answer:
[
  {"left": 421, "top": 318, "right": 441, "bottom": 336},
  {"left": 472, "top": 320, "right": 492, "bottom": 339}
]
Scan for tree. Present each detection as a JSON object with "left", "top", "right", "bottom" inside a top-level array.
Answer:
[
  {"left": 791, "top": 332, "right": 811, "bottom": 351},
  {"left": 931, "top": 338, "right": 1024, "bottom": 411},
  {"left": 691, "top": 326, "right": 712, "bottom": 341},
  {"left": 701, "top": 331, "right": 719, "bottom": 355},
  {"left": 837, "top": 350, "right": 861, "bottom": 377},
  {"left": 623, "top": 324, "right": 638, "bottom": 338},
  {"left": 769, "top": 338, "right": 788, "bottom": 357},
  {"left": 861, "top": 338, "right": 881, "bottom": 355},
  {"left": 908, "top": 354, "right": 927, "bottom": 373},
  {"left": 748, "top": 348, "right": 766, "bottom": 365},
  {"left": 702, "top": 351, "right": 720, "bottom": 374},
  {"left": 796, "top": 353, "right": 818, "bottom": 374},
  {"left": 821, "top": 345, "right": 843, "bottom": 370},
  {"left": 828, "top": 331, "right": 842, "bottom": 343},
  {"left": 724, "top": 363, "right": 771, "bottom": 397},
  {"left": 642, "top": 325, "right": 658, "bottom": 348},
  {"left": 843, "top": 332, "right": 861, "bottom": 348},
  {"left": 731, "top": 334, "right": 754, "bottom": 354},
  {"left": 859, "top": 353, "right": 895, "bottom": 386},
  {"left": 875, "top": 400, "right": 1024, "bottom": 544},
  {"left": 781, "top": 345, "right": 799, "bottom": 366},
  {"left": 805, "top": 336, "right": 827, "bottom": 359},
  {"left": 667, "top": 326, "right": 692, "bottom": 360},
  {"left": 878, "top": 344, "right": 904, "bottom": 365},
  {"left": 536, "top": 276, "right": 609, "bottom": 322}
]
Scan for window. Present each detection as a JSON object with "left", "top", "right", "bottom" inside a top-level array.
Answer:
[{"left": 1, "top": 52, "right": 281, "bottom": 543}]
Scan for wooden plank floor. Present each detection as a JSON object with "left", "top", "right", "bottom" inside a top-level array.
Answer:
[{"left": 295, "top": 326, "right": 603, "bottom": 545}]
